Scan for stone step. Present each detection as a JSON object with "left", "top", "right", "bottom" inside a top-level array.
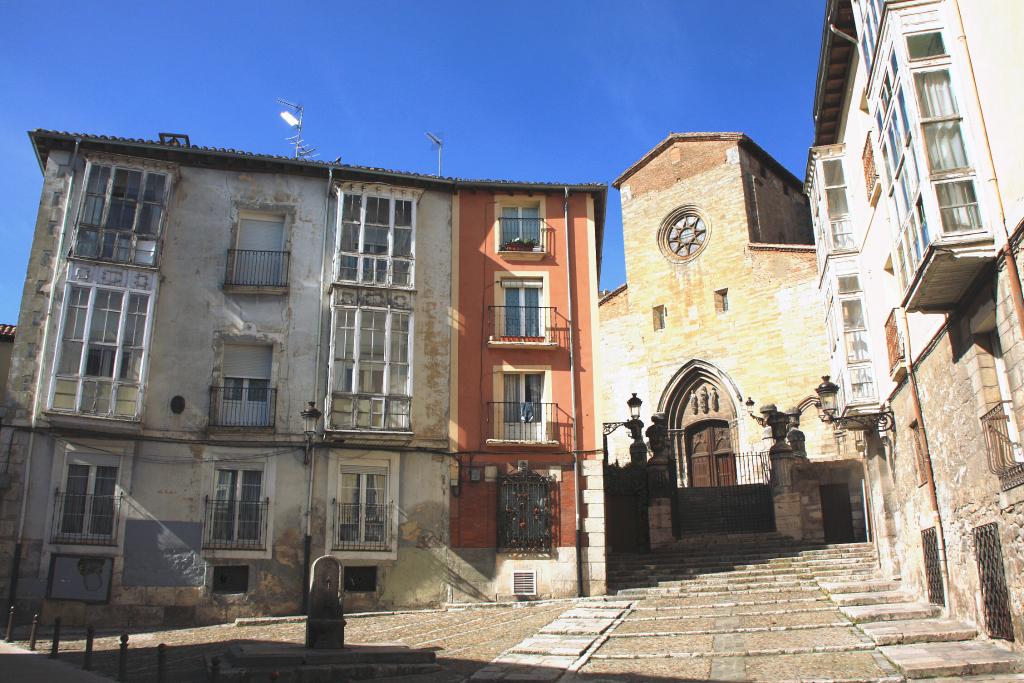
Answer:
[
  {"left": 880, "top": 640, "right": 1024, "bottom": 678},
  {"left": 619, "top": 584, "right": 822, "bottom": 597},
  {"left": 859, "top": 619, "right": 978, "bottom": 646},
  {"left": 608, "top": 560, "right": 877, "bottom": 579},
  {"left": 840, "top": 602, "right": 941, "bottom": 624},
  {"left": 609, "top": 547, "right": 876, "bottom": 566},
  {"left": 655, "top": 579, "right": 811, "bottom": 591},
  {"left": 831, "top": 590, "right": 915, "bottom": 606},
  {"left": 820, "top": 579, "right": 903, "bottom": 595}
]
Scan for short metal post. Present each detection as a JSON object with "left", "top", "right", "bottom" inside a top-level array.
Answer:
[
  {"left": 28, "top": 613, "right": 38, "bottom": 651},
  {"left": 4, "top": 605, "right": 14, "bottom": 642},
  {"left": 210, "top": 655, "right": 221, "bottom": 682},
  {"left": 118, "top": 632, "right": 128, "bottom": 682},
  {"left": 49, "top": 616, "right": 61, "bottom": 658},
  {"left": 83, "top": 625, "right": 95, "bottom": 670},
  {"left": 156, "top": 643, "right": 167, "bottom": 683}
]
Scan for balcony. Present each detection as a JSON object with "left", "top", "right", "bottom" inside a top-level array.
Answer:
[
  {"left": 224, "top": 249, "right": 290, "bottom": 291},
  {"left": 487, "top": 306, "right": 561, "bottom": 347},
  {"left": 486, "top": 402, "right": 566, "bottom": 446},
  {"left": 201, "top": 497, "right": 269, "bottom": 550},
  {"left": 209, "top": 386, "right": 277, "bottom": 428},
  {"left": 329, "top": 394, "right": 411, "bottom": 433},
  {"left": 903, "top": 237, "right": 997, "bottom": 312},
  {"left": 884, "top": 309, "right": 907, "bottom": 381},
  {"left": 332, "top": 500, "right": 393, "bottom": 551},
  {"left": 51, "top": 491, "right": 121, "bottom": 546},
  {"left": 498, "top": 218, "right": 551, "bottom": 261}
]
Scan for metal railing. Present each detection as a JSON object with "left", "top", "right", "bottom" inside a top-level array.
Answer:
[
  {"left": 981, "top": 401, "right": 1024, "bottom": 490},
  {"left": 201, "top": 497, "right": 269, "bottom": 549},
  {"left": 209, "top": 386, "right": 277, "bottom": 428},
  {"left": 51, "top": 491, "right": 121, "bottom": 545},
  {"left": 498, "top": 469, "right": 556, "bottom": 552},
  {"left": 498, "top": 217, "right": 549, "bottom": 254},
  {"left": 332, "top": 500, "right": 393, "bottom": 551},
  {"left": 225, "top": 249, "right": 290, "bottom": 287},
  {"left": 884, "top": 309, "right": 905, "bottom": 374},
  {"left": 488, "top": 402, "right": 560, "bottom": 442},
  {"left": 488, "top": 306, "right": 556, "bottom": 343}
]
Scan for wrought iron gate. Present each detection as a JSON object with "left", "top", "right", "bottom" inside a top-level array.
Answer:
[
  {"left": 921, "top": 527, "right": 944, "bottom": 606},
  {"left": 604, "top": 461, "right": 649, "bottom": 553},
  {"left": 973, "top": 522, "right": 1014, "bottom": 641},
  {"left": 497, "top": 469, "right": 556, "bottom": 552},
  {"left": 671, "top": 429, "right": 774, "bottom": 535}
]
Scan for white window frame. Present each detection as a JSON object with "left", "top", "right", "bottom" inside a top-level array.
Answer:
[
  {"left": 335, "top": 188, "right": 417, "bottom": 288},
  {"left": 497, "top": 203, "right": 544, "bottom": 251},
  {"left": 49, "top": 279, "right": 156, "bottom": 421},
  {"left": 328, "top": 303, "right": 414, "bottom": 432},
  {"left": 327, "top": 454, "right": 399, "bottom": 560},
  {"left": 497, "top": 372, "right": 550, "bottom": 443},
  {"left": 834, "top": 271, "right": 878, "bottom": 408},
  {"left": 53, "top": 453, "right": 121, "bottom": 544},
  {"left": 335, "top": 466, "right": 391, "bottom": 550},
  {"left": 73, "top": 160, "right": 172, "bottom": 267},
  {"left": 200, "top": 455, "right": 275, "bottom": 560}
]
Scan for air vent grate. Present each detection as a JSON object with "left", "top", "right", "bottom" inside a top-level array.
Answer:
[{"left": 512, "top": 571, "right": 537, "bottom": 596}]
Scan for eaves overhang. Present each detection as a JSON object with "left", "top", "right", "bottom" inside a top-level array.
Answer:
[{"left": 812, "top": 0, "right": 857, "bottom": 146}]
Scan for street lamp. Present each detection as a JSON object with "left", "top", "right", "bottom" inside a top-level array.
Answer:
[
  {"left": 603, "top": 393, "right": 648, "bottom": 466},
  {"left": 813, "top": 375, "right": 894, "bottom": 431},
  {"left": 627, "top": 392, "right": 642, "bottom": 421},
  {"left": 300, "top": 401, "right": 323, "bottom": 464}
]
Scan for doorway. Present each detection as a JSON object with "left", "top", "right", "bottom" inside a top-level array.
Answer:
[
  {"left": 820, "top": 483, "right": 855, "bottom": 544},
  {"left": 686, "top": 420, "right": 736, "bottom": 487}
]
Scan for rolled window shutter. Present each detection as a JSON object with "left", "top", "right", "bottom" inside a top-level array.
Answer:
[
  {"left": 237, "top": 218, "right": 284, "bottom": 251},
  {"left": 223, "top": 344, "right": 273, "bottom": 379}
]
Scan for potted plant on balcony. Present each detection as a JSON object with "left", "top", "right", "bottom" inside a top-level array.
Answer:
[{"left": 501, "top": 237, "right": 540, "bottom": 252}]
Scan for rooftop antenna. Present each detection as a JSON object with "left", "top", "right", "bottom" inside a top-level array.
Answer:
[
  {"left": 277, "top": 98, "right": 318, "bottom": 159},
  {"left": 425, "top": 131, "right": 443, "bottom": 176}
]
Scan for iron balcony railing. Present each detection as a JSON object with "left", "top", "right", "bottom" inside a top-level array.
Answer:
[
  {"left": 498, "top": 469, "right": 556, "bottom": 552},
  {"left": 202, "top": 496, "right": 269, "bottom": 549},
  {"left": 225, "top": 249, "right": 290, "bottom": 288},
  {"left": 488, "top": 306, "right": 556, "bottom": 343},
  {"left": 488, "top": 402, "right": 561, "bottom": 443},
  {"left": 209, "top": 386, "right": 277, "bottom": 428},
  {"left": 498, "top": 217, "right": 550, "bottom": 254},
  {"left": 51, "top": 491, "right": 121, "bottom": 545},
  {"left": 332, "top": 500, "right": 393, "bottom": 551},
  {"left": 981, "top": 401, "right": 1024, "bottom": 490}
]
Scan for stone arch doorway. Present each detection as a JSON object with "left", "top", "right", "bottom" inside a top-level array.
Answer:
[{"left": 686, "top": 419, "right": 736, "bottom": 487}]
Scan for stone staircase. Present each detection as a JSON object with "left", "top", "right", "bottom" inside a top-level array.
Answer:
[{"left": 598, "top": 533, "right": 1024, "bottom": 681}]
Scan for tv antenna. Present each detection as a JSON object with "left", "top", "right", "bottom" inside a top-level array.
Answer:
[
  {"left": 425, "top": 132, "right": 443, "bottom": 176},
  {"left": 277, "top": 98, "right": 318, "bottom": 159}
]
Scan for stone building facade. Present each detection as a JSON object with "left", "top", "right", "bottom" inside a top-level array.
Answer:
[
  {"left": 0, "top": 130, "right": 605, "bottom": 625},
  {"left": 600, "top": 133, "right": 868, "bottom": 546},
  {"left": 808, "top": 0, "right": 1024, "bottom": 647}
]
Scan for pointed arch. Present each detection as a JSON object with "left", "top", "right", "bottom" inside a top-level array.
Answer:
[{"left": 658, "top": 359, "right": 743, "bottom": 430}]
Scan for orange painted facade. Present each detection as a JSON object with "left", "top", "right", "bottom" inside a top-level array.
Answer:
[{"left": 450, "top": 190, "right": 602, "bottom": 551}]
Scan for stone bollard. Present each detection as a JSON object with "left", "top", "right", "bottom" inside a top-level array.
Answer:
[
  {"left": 4, "top": 605, "right": 14, "bottom": 642},
  {"left": 49, "top": 616, "right": 61, "bottom": 658},
  {"left": 117, "top": 632, "right": 129, "bottom": 682},
  {"left": 83, "top": 626, "right": 95, "bottom": 670},
  {"left": 156, "top": 643, "right": 167, "bottom": 683},
  {"left": 28, "top": 613, "right": 38, "bottom": 651}
]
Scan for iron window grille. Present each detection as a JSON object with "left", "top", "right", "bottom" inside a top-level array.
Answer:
[
  {"left": 921, "top": 527, "right": 945, "bottom": 606},
  {"left": 498, "top": 469, "right": 556, "bottom": 553},
  {"left": 981, "top": 401, "right": 1024, "bottom": 490},
  {"left": 225, "top": 249, "right": 290, "bottom": 288},
  {"left": 973, "top": 522, "right": 1014, "bottom": 641},
  {"left": 51, "top": 491, "right": 121, "bottom": 546},
  {"left": 202, "top": 496, "right": 269, "bottom": 550},
  {"left": 332, "top": 500, "right": 393, "bottom": 551},
  {"left": 209, "top": 385, "right": 277, "bottom": 428}
]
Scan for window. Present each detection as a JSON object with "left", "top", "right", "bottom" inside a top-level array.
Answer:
[
  {"left": 498, "top": 373, "right": 548, "bottom": 442},
  {"left": 212, "top": 565, "right": 249, "bottom": 593},
  {"left": 335, "top": 467, "right": 391, "bottom": 551},
  {"left": 661, "top": 210, "right": 708, "bottom": 260},
  {"left": 337, "top": 193, "right": 414, "bottom": 286},
  {"left": 52, "top": 284, "right": 151, "bottom": 419},
  {"left": 499, "top": 206, "right": 542, "bottom": 250},
  {"left": 915, "top": 70, "right": 970, "bottom": 175},
  {"left": 652, "top": 305, "right": 667, "bottom": 331},
  {"left": 214, "top": 345, "right": 274, "bottom": 427},
  {"left": 330, "top": 305, "right": 411, "bottom": 431},
  {"left": 74, "top": 164, "right": 169, "bottom": 266},
  {"left": 343, "top": 566, "right": 378, "bottom": 592},
  {"left": 204, "top": 468, "right": 267, "bottom": 549},
  {"left": 906, "top": 32, "right": 946, "bottom": 61},
  {"left": 54, "top": 461, "right": 119, "bottom": 544},
  {"left": 714, "top": 289, "right": 729, "bottom": 314},
  {"left": 821, "top": 159, "right": 855, "bottom": 250},
  {"left": 501, "top": 279, "right": 543, "bottom": 338},
  {"left": 854, "top": 0, "right": 884, "bottom": 73},
  {"left": 227, "top": 215, "right": 288, "bottom": 287},
  {"left": 828, "top": 274, "right": 877, "bottom": 409}
]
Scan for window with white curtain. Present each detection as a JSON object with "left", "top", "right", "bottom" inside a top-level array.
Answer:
[
  {"left": 501, "top": 279, "right": 542, "bottom": 338},
  {"left": 499, "top": 206, "right": 542, "bottom": 250},
  {"left": 821, "top": 158, "right": 855, "bottom": 250},
  {"left": 501, "top": 373, "right": 545, "bottom": 441}
]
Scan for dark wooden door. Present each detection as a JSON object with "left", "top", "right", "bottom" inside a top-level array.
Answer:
[
  {"left": 820, "top": 483, "right": 855, "bottom": 544},
  {"left": 687, "top": 422, "right": 735, "bottom": 488}
]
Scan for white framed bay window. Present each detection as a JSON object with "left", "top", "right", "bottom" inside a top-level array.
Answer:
[
  {"left": 50, "top": 267, "right": 156, "bottom": 420},
  {"left": 328, "top": 289, "right": 413, "bottom": 432},
  {"left": 336, "top": 186, "right": 417, "bottom": 287}
]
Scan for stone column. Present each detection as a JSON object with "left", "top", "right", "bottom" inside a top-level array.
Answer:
[
  {"left": 645, "top": 413, "right": 675, "bottom": 549},
  {"left": 579, "top": 456, "right": 607, "bottom": 596},
  {"left": 762, "top": 404, "right": 804, "bottom": 541}
]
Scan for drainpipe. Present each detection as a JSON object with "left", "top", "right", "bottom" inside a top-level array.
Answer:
[
  {"left": 950, "top": 0, "right": 1024, "bottom": 343},
  {"left": 302, "top": 167, "right": 333, "bottom": 612},
  {"left": 900, "top": 309, "right": 951, "bottom": 610},
  {"left": 11, "top": 138, "right": 81, "bottom": 607},
  {"left": 563, "top": 188, "right": 584, "bottom": 598}
]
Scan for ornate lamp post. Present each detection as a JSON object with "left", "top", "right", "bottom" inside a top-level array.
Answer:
[
  {"left": 813, "top": 375, "right": 894, "bottom": 431},
  {"left": 603, "top": 393, "right": 648, "bottom": 466},
  {"left": 300, "top": 401, "right": 323, "bottom": 464}
]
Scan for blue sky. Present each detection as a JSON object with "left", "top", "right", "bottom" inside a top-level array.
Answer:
[{"left": 0, "top": 0, "right": 824, "bottom": 324}]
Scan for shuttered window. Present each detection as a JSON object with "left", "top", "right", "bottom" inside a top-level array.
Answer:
[
  {"left": 237, "top": 217, "right": 284, "bottom": 252},
  {"left": 223, "top": 345, "right": 272, "bottom": 379}
]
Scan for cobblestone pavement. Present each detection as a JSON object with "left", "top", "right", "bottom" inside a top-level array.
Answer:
[{"left": 6, "top": 602, "right": 567, "bottom": 683}]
